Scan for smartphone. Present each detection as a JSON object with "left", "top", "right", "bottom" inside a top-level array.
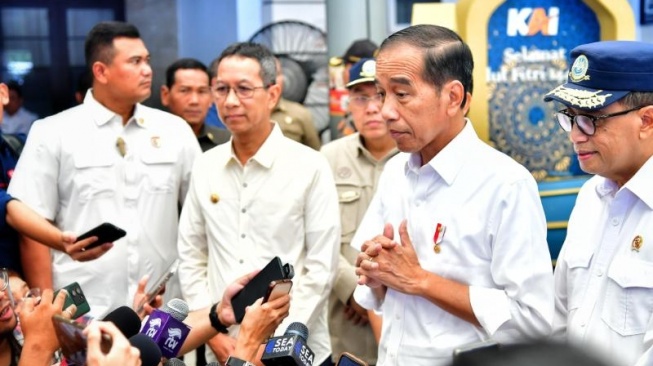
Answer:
[
  {"left": 77, "top": 222, "right": 126, "bottom": 250},
  {"left": 135, "top": 259, "right": 179, "bottom": 313},
  {"left": 336, "top": 352, "right": 368, "bottom": 366},
  {"left": 263, "top": 279, "right": 293, "bottom": 303},
  {"left": 231, "top": 257, "right": 294, "bottom": 323},
  {"left": 52, "top": 314, "right": 111, "bottom": 365},
  {"left": 53, "top": 282, "right": 90, "bottom": 319}
]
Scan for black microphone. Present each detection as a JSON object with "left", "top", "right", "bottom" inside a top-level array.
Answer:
[
  {"left": 140, "top": 298, "right": 192, "bottom": 359},
  {"left": 102, "top": 305, "right": 141, "bottom": 338},
  {"left": 129, "top": 333, "right": 163, "bottom": 366},
  {"left": 261, "top": 322, "right": 314, "bottom": 366},
  {"left": 205, "top": 362, "right": 219, "bottom": 366}
]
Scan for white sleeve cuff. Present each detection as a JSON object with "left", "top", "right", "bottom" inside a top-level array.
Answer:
[
  {"left": 469, "top": 285, "right": 511, "bottom": 335},
  {"left": 353, "top": 285, "right": 383, "bottom": 311}
]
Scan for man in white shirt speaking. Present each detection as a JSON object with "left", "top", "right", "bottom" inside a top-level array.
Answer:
[
  {"left": 177, "top": 42, "right": 340, "bottom": 366},
  {"left": 353, "top": 24, "right": 554, "bottom": 366}
]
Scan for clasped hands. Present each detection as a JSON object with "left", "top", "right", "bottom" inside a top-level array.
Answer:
[{"left": 355, "top": 220, "right": 425, "bottom": 295}]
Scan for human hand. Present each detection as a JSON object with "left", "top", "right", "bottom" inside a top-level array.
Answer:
[
  {"left": 17, "top": 288, "right": 76, "bottom": 355},
  {"left": 207, "top": 332, "right": 237, "bottom": 365},
  {"left": 62, "top": 231, "right": 113, "bottom": 262},
  {"left": 218, "top": 270, "right": 261, "bottom": 327},
  {"left": 132, "top": 274, "right": 162, "bottom": 320},
  {"left": 360, "top": 220, "right": 426, "bottom": 295},
  {"left": 356, "top": 223, "right": 396, "bottom": 288},
  {"left": 343, "top": 295, "right": 369, "bottom": 326},
  {"left": 85, "top": 321, "right": 141, "bottom": 366},
  {"left": 234, "top": 296, "right": 290, "bottom": 362}
]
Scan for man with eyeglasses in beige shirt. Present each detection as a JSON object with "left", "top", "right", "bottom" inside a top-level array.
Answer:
[{"left": 177, "top": 42, "right": 340, "bottom": 366}]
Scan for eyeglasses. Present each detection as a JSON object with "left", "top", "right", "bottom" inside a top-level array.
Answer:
[
  {"left": 214, "top": 84, "right": 269, "bottom": 99},
  {"left": 555, "top": 105, "right": 644, "bottom": 136},
  {"left": 349, "top": 93, "right": 384, "bottom": 107}
]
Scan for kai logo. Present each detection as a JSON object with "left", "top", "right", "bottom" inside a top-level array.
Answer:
[{"left": 507, "top": 7, "right": 559, "bottom": 36}]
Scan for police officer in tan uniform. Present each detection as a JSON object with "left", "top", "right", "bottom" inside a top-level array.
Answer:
[
  {"left": 321, "top": 58, "right": 397, "bottom": 365},
  {"left": 271, "top": 57, "right": 321, "bottom": 150}
]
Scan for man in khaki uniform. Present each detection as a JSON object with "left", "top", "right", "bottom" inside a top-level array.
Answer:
[
  {"left": 271, "top": 58, "right": 321, "bottom": 150},
  {"left": 321, "top": 58, "right": 397, "bottom": 364}
]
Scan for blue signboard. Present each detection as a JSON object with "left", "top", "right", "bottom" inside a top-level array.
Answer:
[{"left": 487, "top": 0, "right": 599, "bottom": 179}]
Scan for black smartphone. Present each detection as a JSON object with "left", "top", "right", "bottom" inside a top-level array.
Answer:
[
  {"left": 231, "top": 257, "right": 294, "bottom": 323},
  {"left": 336, "top": 352, "right": 368, "bottom": 366},
  {"left": 452, "top": 339, "right": 500, "bottom": 359},
  {"left": 135, "top": 259, "right": 179, "bottom": 313},
  {"left": 262, "top": 279, "right": 293, "bottom": 303},
  {"left": 53, "top": 282, "right": 91, "bottom": 319},
  {"left": 77, "top": 222, "right": 126, "bottom": 250},
  {"left": 52, "top": 314, "right": 111, "bottom": 365}
]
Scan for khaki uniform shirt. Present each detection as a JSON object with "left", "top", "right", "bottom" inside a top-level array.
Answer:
[
  {"left": 272, "top": 98, "right": 321, "bottom": 150},
  {"left": 321, "top": 133, "right": 398, "bottom": 364}
]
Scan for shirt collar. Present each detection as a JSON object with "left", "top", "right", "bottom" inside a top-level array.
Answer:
[
  {"left": 355, "top": 133, "right": 399, "bottom": 164},
  {"left": 84, "top": 89, "right": 147, "bottom": 128},
  {"left": 618, "top": 156, "right": 653, "bottom": 209},
  {"left": 225, "top": 122, "right": 281, "bottom": 169},
  {"left": 405, "top": 119, "right": 475, "bottom": 185}
]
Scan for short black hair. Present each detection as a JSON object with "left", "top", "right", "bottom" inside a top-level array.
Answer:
[
  {"left": 380, "top": 24, "right": 473, "bottom": 110},
  {"left": 165, "top": 58, "right": 210, "bottom": 88},
  {"left": 217, "top": 42, "right": 276, "bottom": 86},
  {"left": 84, "top": 21, "right": 141, "bottom": 69}
]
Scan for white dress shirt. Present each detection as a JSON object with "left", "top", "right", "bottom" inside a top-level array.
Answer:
[
  {"left": 352, "top": 121, "right": 554, "bottom": 366},
  {"left": 8, "top": 91, "right": 200, "bottom": 317},
  {"left": 553, "top": 156, "right": 653, "bottom": 366},
  {"left": 177, "top": 123, "right": 340, "bottom": 365}
]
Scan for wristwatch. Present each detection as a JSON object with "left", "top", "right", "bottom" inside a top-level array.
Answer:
[
  {"left": 225, "top": 356, "right": 255, "bottom": 366},
  {"left": 209, "top": 302, "right": 229, "bottom": 334}
]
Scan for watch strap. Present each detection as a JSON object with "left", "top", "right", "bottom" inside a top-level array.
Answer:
[{"left": 209, "top": 302, "right": 229, "bottom": 334}]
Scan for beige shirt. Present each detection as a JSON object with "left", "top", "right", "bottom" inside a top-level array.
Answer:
[
  {"left": 272, "top": 98, "right": 321, "bottom": 150},
  {"left": 321, "top": 133, "right": 398, "bottom": 364}
]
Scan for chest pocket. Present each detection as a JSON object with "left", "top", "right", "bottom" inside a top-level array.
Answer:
[
  {"left": 337, "top": 185, "right": 363, "bottom": 244},
  {"left": 602, "top": 257, "right": 653, "bottom": 336},
  {"left": 73, "top": 153, "right": 116, "bottom": 201},
  {"left": 141, "top": 149, "right": 177, "bottom": 194},
  {"left": 565, "top": 248, "right": 593, "bottom": 312}
]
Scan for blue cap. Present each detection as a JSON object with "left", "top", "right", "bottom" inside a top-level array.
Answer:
[
  {"left": 544, "top": 41, "right": 653, "bottom": 111},
  {"left": 346, "top": 58, "right": 376, "bottom": 88}
]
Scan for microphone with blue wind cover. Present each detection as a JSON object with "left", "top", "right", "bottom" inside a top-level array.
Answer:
[
  {"left": 261, "top": 322, "right": 314, "bottom": 366},
  {"left": 140, "top": 298, "right": 192, "bottom": 359}
]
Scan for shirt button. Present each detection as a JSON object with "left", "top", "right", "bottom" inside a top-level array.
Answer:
[
  {"left": 596, "top": 269, "right": 603, "bottom": 277},
  {"left": 243, "top": 183, "right": 248, "bottom": 188},
  {"left": 241, "top": 208, "right": 246, "bottom": 213},
  {"left": 239, "top": 259, "right": 244, "bottom": 264},
  {"left": 241, "top": 234, "right": 246, "bottom": 238},
  {"left": 611, "top": 218, "right": 620, "bottom": 226}
]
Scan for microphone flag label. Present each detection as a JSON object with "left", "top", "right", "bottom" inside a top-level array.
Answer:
[{"left": 140, "top": 309, "right": 191, "bottom": 358}]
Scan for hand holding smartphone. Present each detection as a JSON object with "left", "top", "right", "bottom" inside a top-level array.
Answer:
[
  {"left": 52, "top": 315, "right": 111, "bottom": 365},
  {"left": 263, "top": 279, "right": 293, "bottom": 303},
  {"left": 231, "top": 257, "right": 294, "bottom": 323},
  {"left": 77, "top": 222, "right": 126, "bottom": 250},
  {"left": 336, "top": 352, "right": 369, "bottom": 366},
  {"left": 53, "top": 282, "right": 90, "bottom": 319},
  {"left": 135, "top": 259, "right": 179, "bottom": 313}
]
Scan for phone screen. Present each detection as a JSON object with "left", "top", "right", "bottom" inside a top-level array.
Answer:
[{"left": 52, "top": 315, "right": 110, "bottom": 365}]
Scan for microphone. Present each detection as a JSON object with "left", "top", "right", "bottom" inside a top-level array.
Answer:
[
  {"left": 261, "top": 322, "right": 314, "bottom": 366},
  {"left": 140, "top": 298, "right": 192, "bottom": 359},
  {"left": 102, "top": 306, "right": 142, "bottom": 338},
  {"left": 129, "top": 333, "right": 163, "bottom": 366}
]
